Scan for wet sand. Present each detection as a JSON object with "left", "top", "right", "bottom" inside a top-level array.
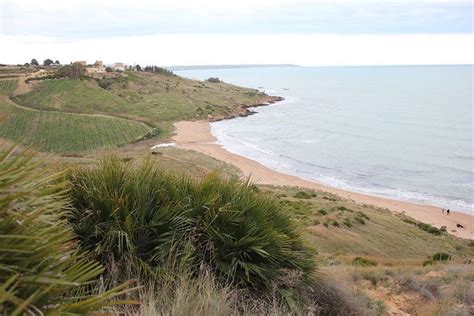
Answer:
[{"left": 172, "top": 121, "right": 473, "bottom": 240}]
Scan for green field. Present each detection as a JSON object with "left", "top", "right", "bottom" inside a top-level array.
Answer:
[
  {"left": 13, "top": 79, "right": 130, "bottom": 114},
  {"left": 0, "top": 79, "right": 18, "bottom": 96},
  {"left": 0, "top": 99, "right": 151, "bottom": 152}
]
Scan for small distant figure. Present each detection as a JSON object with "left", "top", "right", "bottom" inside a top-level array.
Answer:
[
  {"left": 442, "top": 208, "right": 445, "bottom": 214},
  {"left": 456, "top": 223, "right": 464, "bottom": 229},
  {"left": 446, "top": 209, "right": 450, "bottom": 215}
]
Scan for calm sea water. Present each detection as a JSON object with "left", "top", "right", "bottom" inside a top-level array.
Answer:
[{"left": 177, "top": 66, "right": 473, "bottom": 214}]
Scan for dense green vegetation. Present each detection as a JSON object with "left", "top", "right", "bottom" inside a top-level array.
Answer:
[
  {"left": 0, "top": 148, "right": 136, "bottom": 314},
  {"left": 0, "top": 99, "right": 151, "bottom": 152},
  {"left": 0, "top": 79, "right": 18, "bottom": 95},
  {"left": 68, "top": 158, "right": 319, "bottom": 310}
]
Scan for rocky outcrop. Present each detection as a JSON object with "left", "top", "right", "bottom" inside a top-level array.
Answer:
[{"left": 210, "top": 95, "right": 284, "bottom": 122}]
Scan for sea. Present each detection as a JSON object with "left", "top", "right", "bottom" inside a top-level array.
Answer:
[{"left": 177, "top": 65, "right": 473, "bottom": 215}]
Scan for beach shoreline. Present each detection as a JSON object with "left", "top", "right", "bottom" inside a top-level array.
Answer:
[{"left": 172, "top": 120, "right": 473, "bottom": 240}]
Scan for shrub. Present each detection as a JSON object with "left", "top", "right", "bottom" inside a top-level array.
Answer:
[
  {"left": 294, "top": 191, "right": 312, "bottom": 199},
  {"left": 336, "top": 205, "right": 352, "bottom": 212},
  {"left": 97, "top": 77, "right": 112, "bottom": 89},
  {"left": 432, "top": 252, "right": 451, "bottom": 261},
  {"left": 207, "top": 77, "right": 221, "bottom": 83},
  {"left": 25, "top": 74, "right": 57, "bottom": 82},
  {"left": 332, "top": 221, "right": 340, "bottom": 227},
  {"left": 317, "top": 209, "right": 328, "bottom": 216},
  {"left": 0, "top": 147, "right": 134, "bottom": 314},
  {"left": 143, "top": 65, "right": 174, "bottom": 76},
  {"left": 354, "top": 217, "right": 366, "bottom": 225},
  {"left": 417, "top": 223, "right": 442, "bottom": 235},
  {"left": 68, "top": 157, "right": 316, "bottom": 303},
  {"left": 402, "top": 218, "right": 417, "bottom": 225},
  {"left": 57, "top": 62, "right": 86, "bottom": 79},
  {"left": 352, "top": 257, "right": 377, "bottom": 267},
  {"left": 343, "top": 218, "right": 352, "bottom": 227},
  {"left": 357, "top": 211, "right": 370, "bottom": 220}
]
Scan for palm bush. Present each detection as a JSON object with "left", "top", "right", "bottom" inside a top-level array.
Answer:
[
  {"left": 69, "top": 158, "right": 189, "bottom": 278},
  {"left": 0, "top": 146, "right": 136, "bottom": 314},
  {"left": 68, "top": 157, "right": 316, "bottom": 304}
]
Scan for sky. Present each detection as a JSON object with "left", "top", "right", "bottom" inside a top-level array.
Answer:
[{"left": 0, "top": 0, "right": 473, "bottom": 66}]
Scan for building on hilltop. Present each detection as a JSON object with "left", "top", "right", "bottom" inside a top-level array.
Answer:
[
  {"left": 113, "top": 62, "right": 125, "bottom": 72},
  {"left": 86, "top": 60, "right": 106, "bottom": 74},
  {"left": 93, "top": 60, "right": 105, "bottom": 72}
]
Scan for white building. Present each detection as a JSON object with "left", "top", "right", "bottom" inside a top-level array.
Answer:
[{"left": 113, "top": 62, "right": 125, "bottom": 72}]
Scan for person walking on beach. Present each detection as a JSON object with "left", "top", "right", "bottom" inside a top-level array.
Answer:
[
  {"left": 446, "top": 209, "right": 450, "bottom": 215},
  {"left": 442, "top": 208, "right": 445, "bottom": 214}
]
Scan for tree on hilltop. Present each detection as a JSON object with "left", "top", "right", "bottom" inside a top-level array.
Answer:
[
  {"left": 57, "top": 62, "right": 86, "bottom": 79},
  {"left": 30, "top": 58, "right": 39, "bottom": 66},
  {"left": 54, "top": 60, "right": 60, "bottom": 64},
  {"left": 43, "top": 58, "right": 54, "bottom": 66},
  {"left": 135, "top": 64, "right": 141, "bottom": 71}
]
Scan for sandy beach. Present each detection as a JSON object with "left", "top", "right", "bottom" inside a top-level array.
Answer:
[{"left": 172, "top": 121, "right": 473, "bottom": 240}]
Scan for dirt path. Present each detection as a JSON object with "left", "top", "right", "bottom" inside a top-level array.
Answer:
[{"left": 12, "top": 75, "right": 32, "bottom": 96}]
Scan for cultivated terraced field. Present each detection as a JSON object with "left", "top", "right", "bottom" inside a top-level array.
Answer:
[
  {"left": 0, "top": 100, "right": 152, "bottom": 152},
  {"left": 0, "top": 79, "right": 18, "bottom": 96}
]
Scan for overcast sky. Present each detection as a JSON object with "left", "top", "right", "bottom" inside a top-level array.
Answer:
[{"left": 1, "top": 0, "right": 472, "bottom": 66}]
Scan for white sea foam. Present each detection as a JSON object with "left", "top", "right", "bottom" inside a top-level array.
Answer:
[{"left": 151, "top": 142, "right": 176, "bottom": 149}]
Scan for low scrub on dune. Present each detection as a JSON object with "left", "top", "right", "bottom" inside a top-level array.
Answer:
[
  {"left": 68, "top": 157, "right": 317, "bottom": 308},
  {"left": 0, "top": 147, "right": 136, "bottom": 314}
]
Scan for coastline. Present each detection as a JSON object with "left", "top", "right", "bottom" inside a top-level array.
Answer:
[{"left": 172, "top": 120, "right": 473, "bottom": 240}]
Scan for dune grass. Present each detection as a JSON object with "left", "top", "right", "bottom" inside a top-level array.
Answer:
[{"left": 0, "top": 99, "right": 152, "bottom": 152}]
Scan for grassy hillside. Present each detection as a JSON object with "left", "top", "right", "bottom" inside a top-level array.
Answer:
[
  {"left": 0, "top": 99, "right": 151, "bottom": 152},
  {"left": 0, "top": 79, "right": 18, "bottom": 96},
  {"left": 13, "top": 72, "right": 273, "bottom": 137},
  {"left": 267, "top": 186, "right": 473, "bottom": 262},
  {"left": 13, "top": 79, "right": 129, "bottom": 114}
]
